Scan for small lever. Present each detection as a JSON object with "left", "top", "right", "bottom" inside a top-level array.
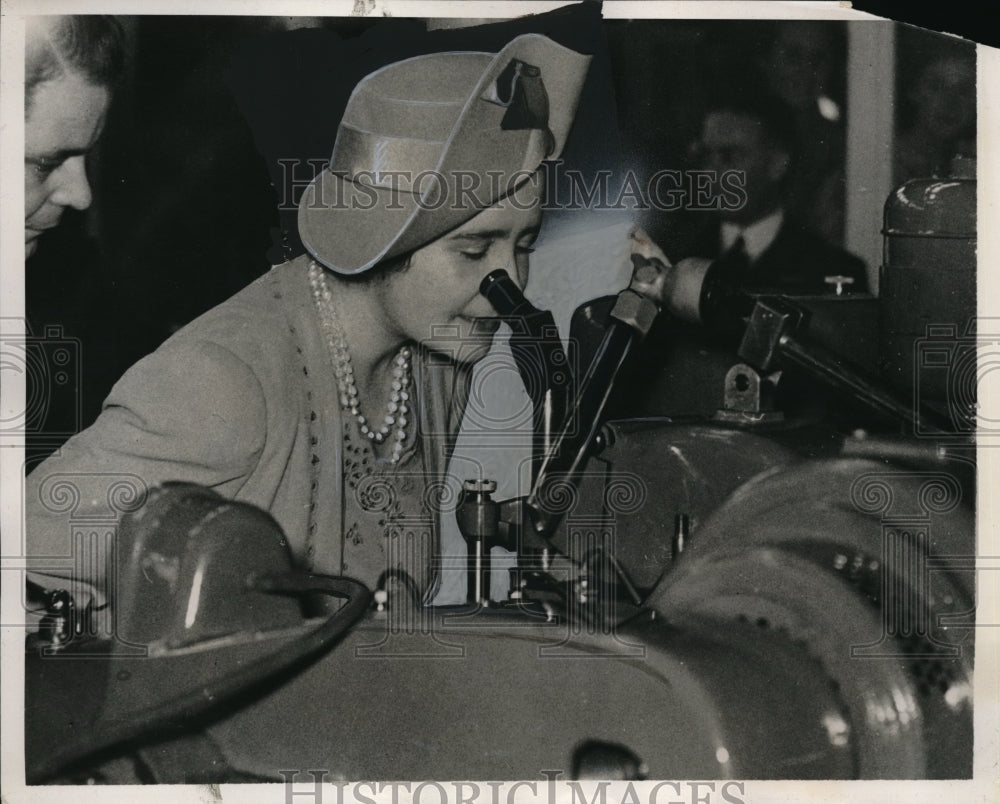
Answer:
[{"left": 824, "top": 275, "right": 855, "bottom": 296}]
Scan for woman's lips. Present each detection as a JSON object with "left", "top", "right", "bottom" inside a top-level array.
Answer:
[{"left": 25, "top": 224, "right": 57, "bottom": 241}]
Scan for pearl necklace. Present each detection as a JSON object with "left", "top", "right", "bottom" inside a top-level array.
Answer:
[{"left": 308, "top": 260, "right": 412, "bottom": 464}]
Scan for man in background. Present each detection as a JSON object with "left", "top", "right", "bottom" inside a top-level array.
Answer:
[
  {"left": 24, "top": 16, "right": 127, "bottom": 463},
  {"left": 597, "top": 93, "right": 870, "bottom": 421},
  {"left": 689, "top": 93, "right": 868, "bottom": 295}
]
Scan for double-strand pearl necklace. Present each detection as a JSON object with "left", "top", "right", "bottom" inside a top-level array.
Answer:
[{"left": 308, "top": 260, "right": 412, "bottom": 464}]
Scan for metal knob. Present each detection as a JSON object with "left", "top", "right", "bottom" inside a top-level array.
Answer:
[
  {"left": 824, "top": 275, "right": 855, "bottom": 296},
  {"left": 463, "top": 479, "right": 498, "bottom": 495}
]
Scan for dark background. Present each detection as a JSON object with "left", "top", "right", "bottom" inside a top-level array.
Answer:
[{"left": 853, "top": 2, "right": 997, "bottom": 48}]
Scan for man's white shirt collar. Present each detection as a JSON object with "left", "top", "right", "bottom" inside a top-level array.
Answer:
[{"left": 720, "top": 208, "right": 785, "bottom": 263}]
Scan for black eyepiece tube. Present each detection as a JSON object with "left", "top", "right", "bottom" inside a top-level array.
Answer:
[{"left": 480, "top": 269, "right": 545, "bottom": 328}]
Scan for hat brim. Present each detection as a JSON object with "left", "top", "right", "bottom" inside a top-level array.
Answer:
[{"left": 299, "top": 170, "right": 420, "bottom": 274}]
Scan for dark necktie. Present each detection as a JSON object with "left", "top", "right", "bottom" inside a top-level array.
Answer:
[
  {"left": 698, "top": 233, "right": 755, "bottom": 341},
  {"left": 714, "top": 234, "right": 751, "bottom": 291}
]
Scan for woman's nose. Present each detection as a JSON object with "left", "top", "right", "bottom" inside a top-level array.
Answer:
[
  {"left": 49, "top": 156, "right": 93, "bottom": 211},
  {"left": 504, "top": 247, "right": 532, "bottom": 292},
  {"left": 497, "top": 263, "right": 527, "bottom": 294}
]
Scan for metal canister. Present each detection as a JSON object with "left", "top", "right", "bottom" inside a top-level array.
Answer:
[{"left": 880, "top": 157, "right": 976, "bottom": 408}]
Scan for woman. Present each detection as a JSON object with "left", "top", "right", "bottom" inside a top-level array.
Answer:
[
  {"left": 24, "top": 15, "right": 124, "bottom": 258},
  {"left": 25, "top": 34, "right": 591, "bottom": 607}
]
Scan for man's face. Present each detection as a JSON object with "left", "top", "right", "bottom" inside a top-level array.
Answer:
[
  {"left": 699, "top": 110, "right": 788, "bottom": 224},
  {"left": 25, "top": 73, "right": 110, "bottom": 257}
]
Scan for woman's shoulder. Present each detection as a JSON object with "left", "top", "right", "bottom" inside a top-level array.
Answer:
[
  {"left": 107, "top": 257, "right": 320, "bottom": 413},
  {"left": 163, "top": 257, "right": 315, "bottom": 365}
]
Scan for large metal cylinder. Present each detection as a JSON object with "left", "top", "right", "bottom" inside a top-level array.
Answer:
[{"left": 879, "top": 158, "right": 976, "bottom": 415}]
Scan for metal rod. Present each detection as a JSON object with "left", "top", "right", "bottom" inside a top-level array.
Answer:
[
  {"left": 526, "top": 321, "right": 638, "bottom": 539},
  {"left": 778, "top": 332, "right": 955, "bottom": 435}
]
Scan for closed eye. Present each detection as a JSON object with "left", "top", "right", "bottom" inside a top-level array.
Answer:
[{"left": 26, "top": 156, "right": 64, "bottom": 178}]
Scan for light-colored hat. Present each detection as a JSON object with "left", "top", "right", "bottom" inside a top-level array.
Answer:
[{"left": 298, "top": 34, "right": 591, "bottom": 274}]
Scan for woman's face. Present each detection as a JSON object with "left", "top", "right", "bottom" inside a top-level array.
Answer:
[
  {"left": 374, "top": 177, "right": 544, "bottom": 363},
  {"left": 25, "top": 72, "right": 109, "bottom": 257}
]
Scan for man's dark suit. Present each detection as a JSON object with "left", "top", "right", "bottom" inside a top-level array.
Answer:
[{"left": 689, "top": 217, "right": 869, "bottom": 295}]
